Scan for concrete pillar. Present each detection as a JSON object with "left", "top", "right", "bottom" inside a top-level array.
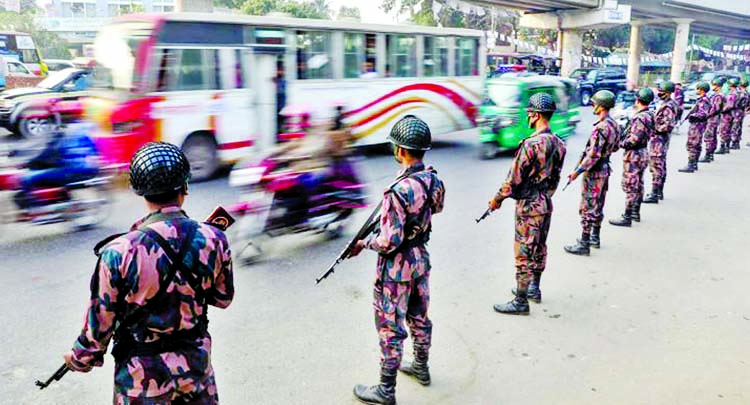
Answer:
[
  {"left": 560, "top": 29, "right": 582, "bottom": 78},
  {"left": 626, "top": 22, "right": 643, "bottom": 90},
  {"left": 670, "top": 18, "right": 692, "bottom": 83}
]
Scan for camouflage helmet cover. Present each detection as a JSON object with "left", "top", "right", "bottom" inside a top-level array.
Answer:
[
  {"left": 388, "top": 116, "right": 432, "bottom": 151},
  {"left": 526, "top": 92, "right": 557, "bottom": 113},
  {"left": 635, "top": 87, "right": 654, "bottom": 105},
  {"left": 591, "top": 90, "right": 616, "bottom": 110},
  {"left": 129, "top": 142, "right": 192, "bottom": 196}
]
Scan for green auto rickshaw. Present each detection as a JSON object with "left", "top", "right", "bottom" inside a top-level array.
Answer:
[{"left": 478, "top": 75, "right": 580, "bottom": 159}]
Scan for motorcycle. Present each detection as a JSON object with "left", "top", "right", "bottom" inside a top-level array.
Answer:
[{"left": 228, "top": 154, "right": 367, "bottom": 263}]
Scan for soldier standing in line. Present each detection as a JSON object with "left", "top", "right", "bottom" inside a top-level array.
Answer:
[
  {"left": 674, "top": 82, "right": 685, "bottom": 122},
  {"left": 679, "top": 82, "right": 711, "bottom": 173},
  {"left": 564, "top": 90, "right": 620, "bottom": 256},
  {"left": 63, "top": 142, "right": 234, "bottom": 404},
  {"left": 643, "top": 81, "right": 679, "bottom": 204},
  {"left": 349, "top": 116, "right": 445, "bottom": 405},
  {"left": 700, "top": 78, "right": 726, "bottom": 163},
  {"left": 486, "top": 93, "right": 566, "bottom": 315},
  {"left": 716, "top": 78, "right": 738, "bottom": 155},
  {"left": 610, "top": 88, "right": 654, "bottom": 227},
  {"left": 732, "top": 79, "right": 749, "bottom": 149}
]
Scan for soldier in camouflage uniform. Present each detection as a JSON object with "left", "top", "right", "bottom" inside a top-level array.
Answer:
[
  {"left": 487, "top": 93, "right": 566, "bottom": 315},
  {"left": 674, "top": 82, "right": 685, "bottom": 122},
  {"left": 64, "top": 142, "right": 234, "bottom": 404},
  {"left": 700, "top": 78, "right": 726, "bottom": 163},
  {"left": 716, "top": 78, "right": 738, "bottom": 155},
  {"left": 643, "top": 81, "right": 679, "bottom": 204},
  {"left": 610, "top": 88, "right": 654, "bottom": 227},
  {"left": 564, "top": 90, "right": 620, "bottom": 256},
  {"left": 679, "top": 82, "right": 711, "bottom": 173},
  {"left": 349, "top": 116, "right": 445, "bottom": 405},
  {"left": 732, "top": 79, "right": 749, "bottom": 149}
]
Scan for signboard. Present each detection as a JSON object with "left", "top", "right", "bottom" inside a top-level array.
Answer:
[{"left": 252, "top": 28, "right": 286, "bottom": 54}]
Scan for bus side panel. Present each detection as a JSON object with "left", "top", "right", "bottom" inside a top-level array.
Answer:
[
  {"left": 287, "top": 77, "right": 482, "bottom": 146},
  {"left": 151, "top": 91, "right": 215, "bottom": 149}
]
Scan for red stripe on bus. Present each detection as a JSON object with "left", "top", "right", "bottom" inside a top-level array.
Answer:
[{"left": 217, "top": 140, "right": 254, "bottom": 150}]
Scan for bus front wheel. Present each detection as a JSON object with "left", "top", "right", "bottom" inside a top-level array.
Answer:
[{"left": 183, "top": 133, "right": 218, "bottom": 182}]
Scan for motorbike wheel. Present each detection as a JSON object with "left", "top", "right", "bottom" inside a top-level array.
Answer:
[
  {"left": 231, "top": 192, "right": 274, "bottom": 265},
  {"left": 68, "top": 181, "right": 111, "bottom": 231},
  {"left": 323, "top": 209, "right": 353, "bottom": 240}
]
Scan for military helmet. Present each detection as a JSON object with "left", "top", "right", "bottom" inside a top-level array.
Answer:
[
  {"left": 658, "top": 81, "right": 675, "bottom": 93},
  {"left": 591, "top": 90, "right": 616, "bottom": 110},
  {"left": 129, "top": 142, "right": 191, "bottom": 196},
  {"left": 526, "top": 92, "right": 557, "bottom": 113},
  {"left": 695, "top": 82, "right": 710, "bottom": 93},
  {"left": 635, "top": 87, "right": 654, "bottom": 105},
  {"left": 711, "top": 77, "right": 724, "bottom": 86},
  {"left": 728, "top": 77, "right": 739, "bottom": 87},
  {"left": 741, "top": 79, "right": 749, "bottom": 88},
  {"left": 388, "top": 116, "right": 432, "bottom": 151}
]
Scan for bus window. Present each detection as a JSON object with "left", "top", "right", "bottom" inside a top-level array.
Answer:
[
  {"left": 344, "top": 33, "right": 364, "bottom": 78},
  {"left": 423, "top": 36, "right": 448, "bottom": 77},
  {"left": 173, "top": 49, "right": 219, "bottom": 91},
  {"left": 387, "top": 34, "right": 416, "bottom": 78},
  {"left": 455, "top": 37, "right": 478, "bottom": 76},
  {"left": 296, "top": 31, "right": 332, "bottom": 80}
]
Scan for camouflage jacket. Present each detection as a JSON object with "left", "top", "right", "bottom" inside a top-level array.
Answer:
[
  {"left": 650, "top": 99, "right": 678, "bottom": 157},
  {"left": 722, "top": 91, "right": 737, "bottom": 116},
  {"left": 67, "top": 207, "right": 234, "bottom": 397},
  {"left": 366, "top": 162, "right": 445, "bottom": 282},
  {"left": 621, "top": 109, "right": 653, "bottom": 162},
  {"left": 707, "top": 91, "right": 724, "bottom": 126},
  {"left": 576, "top": 115, "right": 620, "bottom": 176},
  {"left": 687, "top": 94, "right": 711, "bottom": 133},
  {"left": 736, "top": 89, "right": 750, "bottom": 116},
  {"left": 494, "top": 129, "right": 566, "bottom": 216}
]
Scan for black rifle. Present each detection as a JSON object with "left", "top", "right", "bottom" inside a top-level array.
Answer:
[
  {"left": 316, "top": 201, "right": 382, "bottom": 284},
  {"left": 35, "top": 364, "right": 69, "bottom": 390},
  {"left": 562, "top": 178, "right": 572, "bottom": 191},
  {"left": 678, "top": 102, "right": 699, "bottom": 127},
  {"left": 475, "top": 208, "right": 492, "bottom": 223}
]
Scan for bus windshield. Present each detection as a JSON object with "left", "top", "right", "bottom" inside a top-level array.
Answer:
[
  {"left": 485, "top": 83, "right": 521, "bottom": 108},
  {"left": 93, "top": 21, "right": 154, "bottom": 90}
]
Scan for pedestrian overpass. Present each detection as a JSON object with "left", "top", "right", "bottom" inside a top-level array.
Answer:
[{"left": 474, "top": 0, "right": 750, "bottom": 84}]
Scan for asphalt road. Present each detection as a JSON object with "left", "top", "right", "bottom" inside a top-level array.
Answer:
[{"left": 2, "top": 110, "right": 750, "bottom": 404}]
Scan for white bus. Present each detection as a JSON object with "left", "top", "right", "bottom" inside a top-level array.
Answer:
[{"left": 86, "top": 13, "right": 485, "bottom": 180}]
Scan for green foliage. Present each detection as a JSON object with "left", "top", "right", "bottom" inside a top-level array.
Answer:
[
  {"left": 214, "top": 0, "right": 246, "bottom": 9},
  {"left": 242, "top": 0, "right": 331, "bottom": 19},
  {"left": 642, "top": 26, "right": 674, "bottom": 54},
  {"left": 0, "top": 10, "right": 71, "bottom": 59},
  {"left": 337, "top": 5, "right": 361, "bottom": 20}
]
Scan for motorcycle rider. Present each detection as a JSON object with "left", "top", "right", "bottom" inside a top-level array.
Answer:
[{"left": 13, "top": 124, "right": 99, "bottom": 210}]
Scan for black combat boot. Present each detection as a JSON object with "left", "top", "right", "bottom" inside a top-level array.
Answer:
[
  {"left": 699, "top": 153, "right": 712, "bottom": 163},
  {"left": 494, "top": 289, "right": 530, "bottom": 315},
  {"left": 590, "top": 227, "right": 601, "bottom": 248},
  {"left": 657, "top": 185, "right": 664, "bottom": 201},
  {"left": 564, "top": 232, "right": 590, "bottom": 256},
  {"left": 679, "top": 160, "right": 695, "bottom": 173},
  {"left": 632, "top": 201, "right": 641, "bottom": 222},
  {"left": 730, "top": 141, "right": 740, "bottom": 150},
  {"left": 609, "top": 209, "right": 632, "bottom": 227},
  {"left": 643, "top": 187, "right": 659, "bottom": 204},
  {"left": 716, "top": 144, "right": 727, "bottom": 154},
  {"left": 399, "top": 350, "right": 430, "bottom": 386},
  {"left": 512, "top": 272, "right": 542, "bottom": 303},
  {"left": 354, "top": 369, "right": 397, "bottom": 405}
]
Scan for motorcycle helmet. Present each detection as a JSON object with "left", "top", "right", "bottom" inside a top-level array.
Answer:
[{"left": 129, "top": 142, "right": 191, "bottom": 196}]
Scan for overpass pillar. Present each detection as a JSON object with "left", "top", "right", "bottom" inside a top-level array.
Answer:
[
  {"left": 671, "top": 19, "right": 693, "bottom": 83},
  {"left": 626, "top": 22, "right": 643, "bottom": 90},
  {"left": 560, "top": 29, "right": 583, "bottom": 78}
]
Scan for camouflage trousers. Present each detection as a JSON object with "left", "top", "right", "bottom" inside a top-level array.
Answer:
[
  {"left": 731, "top": 115, "right": 745, "bottom": 142},
  {"left": 374, "top": 275, "right": 432, "bottom": 372},
  {"left": 514, "top": 212, "right": 551, "bottom": 291},
  {"left": 622, "top": 159, "right": 647, "bottom": 210},
  {"left": 704, "top": 121, "right": 719, "bottom": 153},
  {"left": 686, "top": 125, "right": 705, "bottom": 161},
  {"left": 579, "top": 172, "right": 610, "bottom": 234},
  {"left": 649, "top": 155, "right": 668, "bottom": 189},
  {"left": 113, "top": 337, "right": 219, "bottom": 404},
  {"left": 719, "top": 116, "right": 734, "bottom": 143}
]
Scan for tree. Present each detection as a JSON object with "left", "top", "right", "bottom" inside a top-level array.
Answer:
[
  {"left": 0, "top": 11, "right": 70, "bottom": 59},
  {"left": 242, "top": 0, "right": 331, "bottom": 19},
  {"left": 337, "top": 5, "right": 360, "bottom": 20}
]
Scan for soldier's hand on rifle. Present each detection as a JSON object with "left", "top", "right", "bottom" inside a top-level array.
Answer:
[
  {"left": 347, "top": 240, "right": 366, "bottom": 258},
  {"left": 488, "top": 197, "right": 502, "bottom": 211},
  {"left": 63, "top": 351, "right": 93, "bottom": 373},
  {"left": 567, "top": 170, "right": 580, "bottom": 182}
]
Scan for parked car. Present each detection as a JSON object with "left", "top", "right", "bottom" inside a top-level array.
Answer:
[
  {"left": 569, "top": 67, "right": 596, "bottom": 81},
  {"left": 0, "top": 58, "right": 42, "bottom": 89},
  {"left": 577, "top": 68, "right": 627, "bottom": 106},
  {"left": 478, "top": 75, "right": 580, "bottom": 159},
  {"left": 0, "top": 68, "right": 93, "bottom": 139},
  {"left": 683, "top": 70, "right": 747, "bottom": 108},
  {"left": 44, "top": 59, "right": 76, "bottom": 73}
]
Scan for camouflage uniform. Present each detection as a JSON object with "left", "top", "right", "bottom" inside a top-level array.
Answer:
[
  {"left": 66, "top": 207, "right": 234, "bottom": 404},
  {"left": 649, "top": 99, "right": 678, "bottom": 191},
  {"left": 620, "top": 109, "right": 653, "bottom": 211},
  {"left": 576, "top": 116, "right": 620, "bottom": 234},
  {"left": 686, "top": 94, "right": 711, "bottom": 162},
  {"left": 704, "top": 90, "right": 724, "bottom": 156},
  {"left": 719, "top": 90, "right": 737, "bottom": 149},
  {"left": 732, "top": 88, "right": 749, "bottom": 145},
  {"left": 493, "top": 129, "right": 566, "bottom": 291},
  {"left": 365, "top": 162, "right": 445, "bottom": 373}
]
